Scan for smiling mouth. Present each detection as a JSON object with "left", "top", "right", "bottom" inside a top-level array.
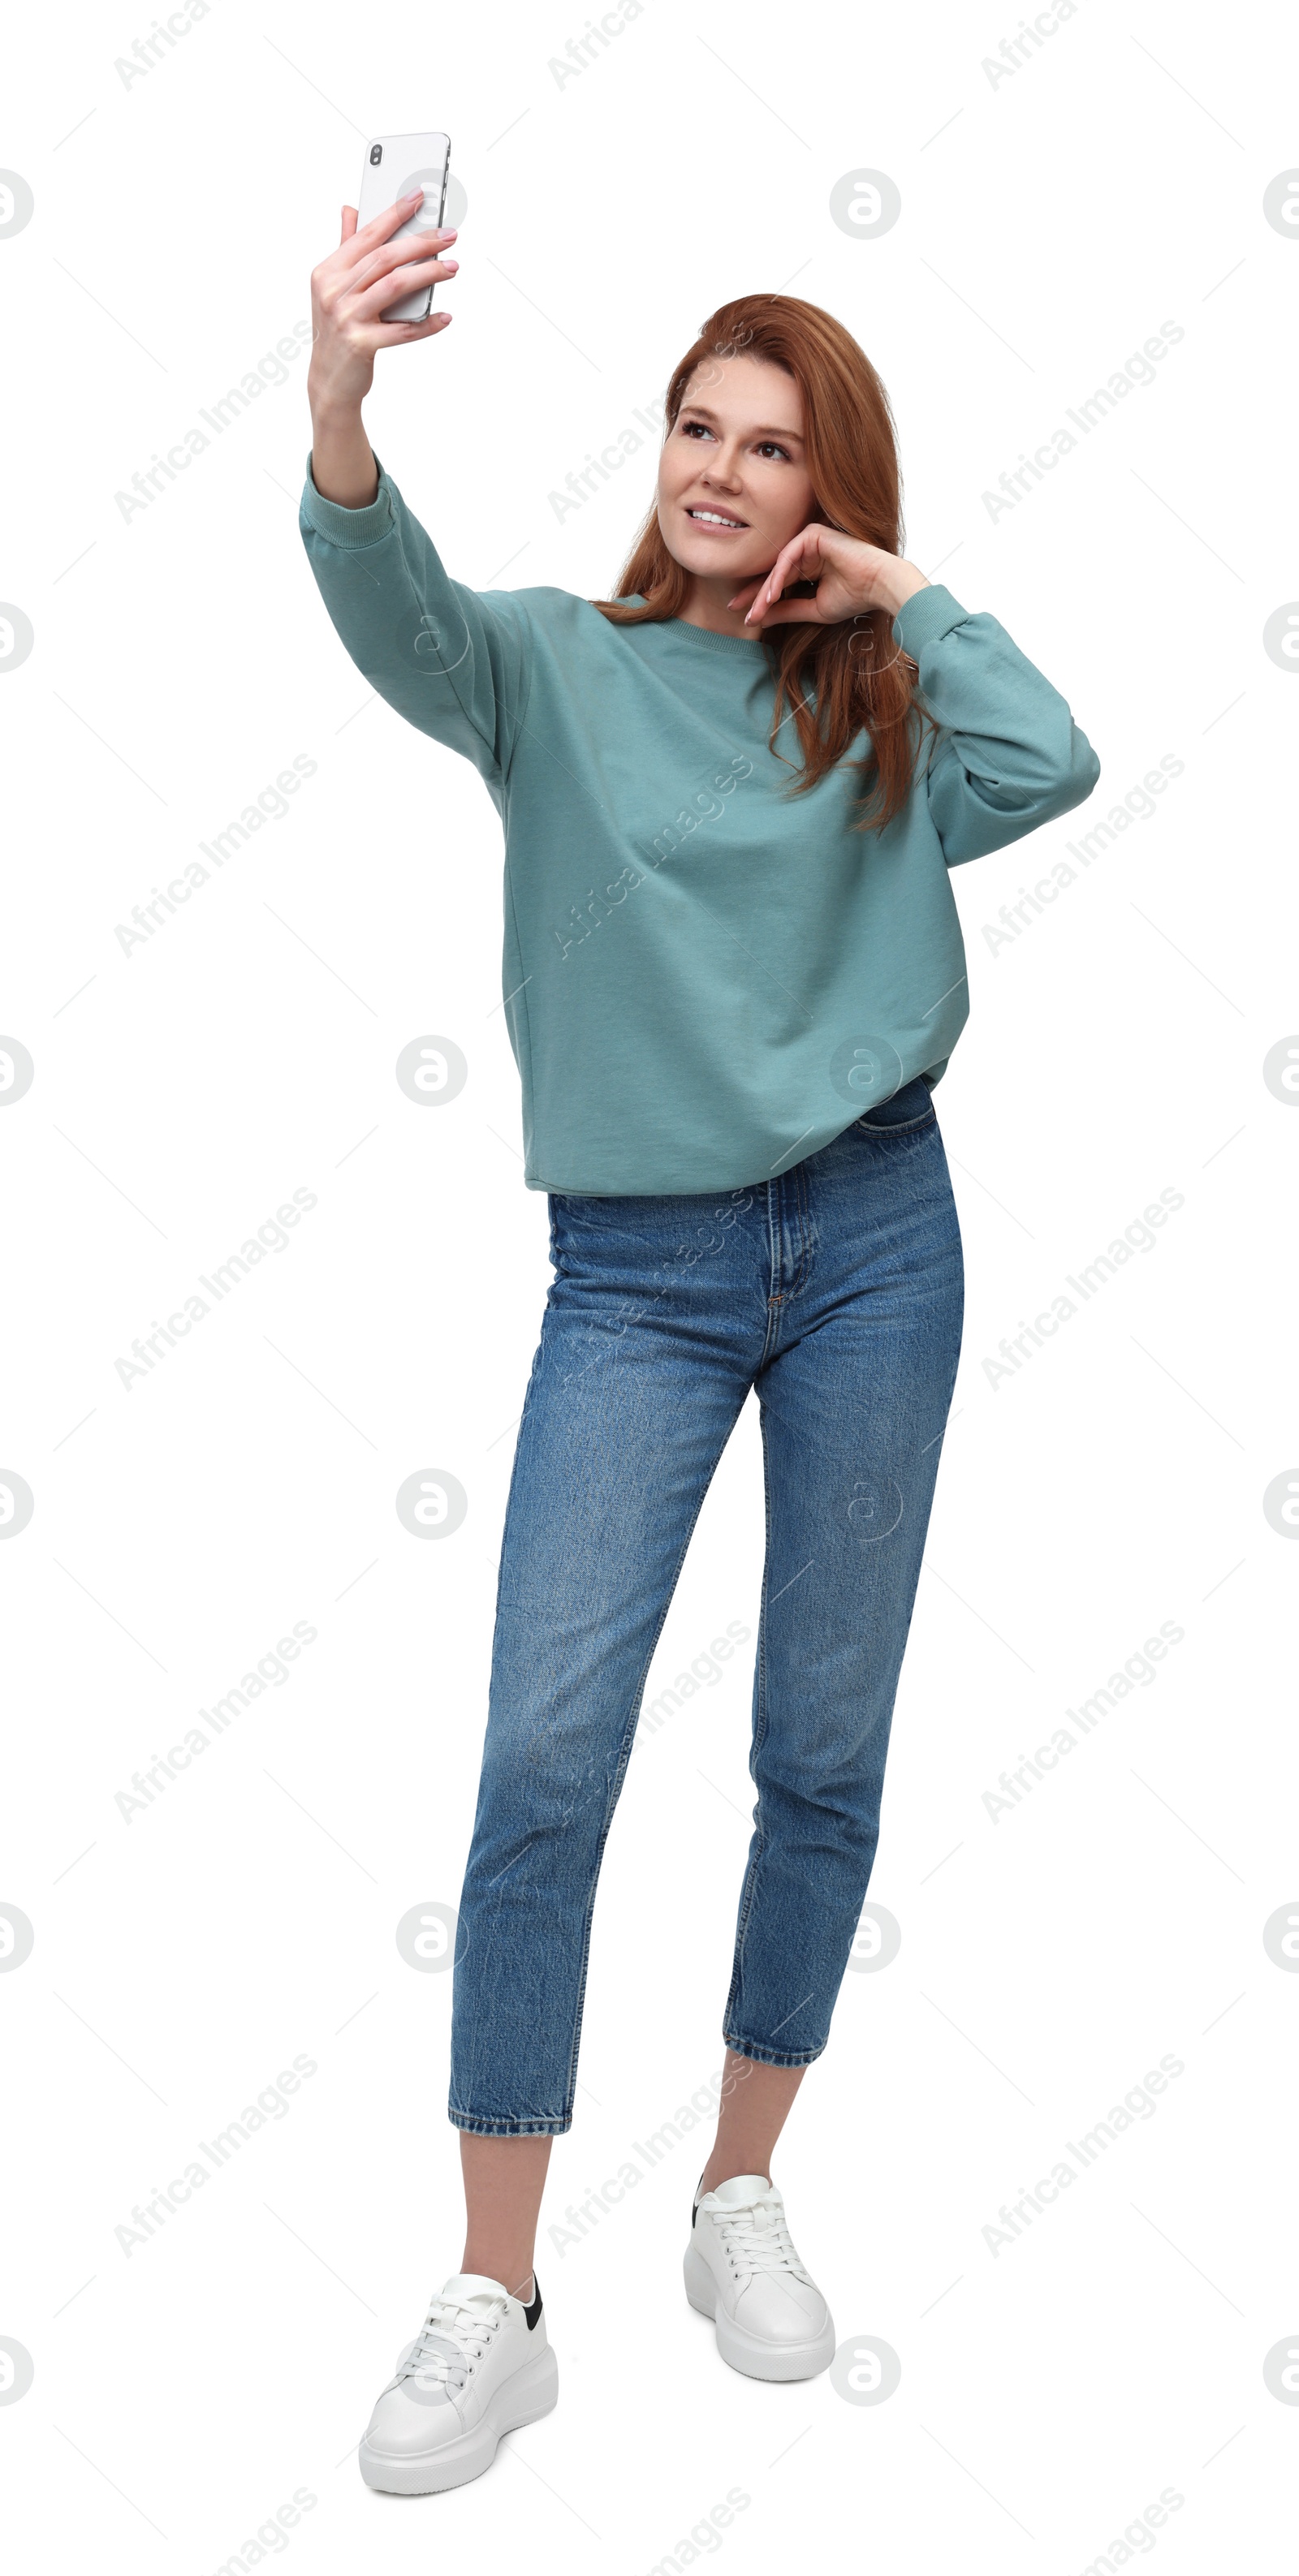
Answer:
[{"left": 685, "top": 506, "right": 748, "bottom": 530}]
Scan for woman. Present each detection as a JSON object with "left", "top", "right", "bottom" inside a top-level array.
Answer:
[{"left": 301, "top": 190, "right": 1100, "bottom": 2497}]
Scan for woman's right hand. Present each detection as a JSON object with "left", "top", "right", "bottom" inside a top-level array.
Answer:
[
  {"left": 307, "top": 192, "right": 458, "bottom": 506},
  {"left": 308, "top": 192, "right": 458, "bottom": 419}
]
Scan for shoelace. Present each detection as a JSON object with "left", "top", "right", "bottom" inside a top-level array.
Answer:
[
  {"left": 713, "top": 2196, "right": 812, "bottom": 2283},
  {"left": 399, "top": 2290, "right": 507, "bottom": 2398}
]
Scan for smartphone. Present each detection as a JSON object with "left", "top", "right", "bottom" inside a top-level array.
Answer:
[{"left": 356, "top": 131, "right": 451, "bottom": 322}]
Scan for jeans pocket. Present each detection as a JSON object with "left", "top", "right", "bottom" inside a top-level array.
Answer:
[{"left": 856, "top": 1075, "right": 936, "bottom": 1135}]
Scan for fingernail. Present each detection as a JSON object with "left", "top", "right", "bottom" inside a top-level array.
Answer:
[{"left": 441, "top": 226, "right": 458, "bottom": 240}]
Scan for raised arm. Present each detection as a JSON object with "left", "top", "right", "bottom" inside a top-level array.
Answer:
[{"left": 301, "top": 191, "right": 529, "bottom": 785}]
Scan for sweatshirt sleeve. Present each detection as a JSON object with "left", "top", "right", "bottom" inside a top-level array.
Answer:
[
  {"left": 890, "top": 582, "right": 1101, "bottom": 868},
  {"left": 299, "top": 455, "right": 532, "bottom": 790}
]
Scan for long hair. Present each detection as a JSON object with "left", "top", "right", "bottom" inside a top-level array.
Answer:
[{"left": 591, "top": 294, "right": 937, "bottom": 834}]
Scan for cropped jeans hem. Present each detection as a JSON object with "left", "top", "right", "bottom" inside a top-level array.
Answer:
[
  {"left": 448, "top": 2109, "right": 574, "bottom": 2138},
  {"left": 721, "top": 2033, "right": 827, "bottom": 2070}
]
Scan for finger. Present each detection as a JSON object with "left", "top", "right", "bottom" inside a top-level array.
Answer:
[
  {"left": 752, "top": 595, "right": 829, "bottom": 627},
  {"left": 370, "top": 311, "right": 453, "bottom": 347},
  {"left": 741, "top": 534, "right": 818, "bottom": 622},
  {"left": 726, "top": 575, "right": 766, "bottom": 610},
  {"left": 351, "top": 252, "right": 459, "bottom": 321},
  {"left": 348, "top": 222, "right": 458, "bottom": 297},
  {"left": 338, "top": 187, "right": 435, "bottom": 270},
  {"left": 354, "top": 238, "right": 459, "bottom": 287},
  {"left": 340, "top": 205, "right": 358, "bottom": 241},
  {"left": 766, "top": 532, "right": 820, "bottom": 597},
  {"left": 362, "top": 184, "right": 424, "bottom": 239}
]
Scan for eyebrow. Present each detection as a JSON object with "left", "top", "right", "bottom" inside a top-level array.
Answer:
[{"left": 677, "top": 402, "right": 805, "bottom": 443}]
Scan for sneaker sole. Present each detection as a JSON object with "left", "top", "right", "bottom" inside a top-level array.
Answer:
[
  {"left": 683, "top": 2244, "right": 835, "bottom": 2383},
  {"left": 358, "top": 2346, "right": 559, "bottom": 2495}
]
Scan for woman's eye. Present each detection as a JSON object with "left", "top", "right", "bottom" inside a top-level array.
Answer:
[{"left": 681, "top": 420, "right": 711, "bottom": 440}]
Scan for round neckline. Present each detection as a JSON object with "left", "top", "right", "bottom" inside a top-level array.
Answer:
[{"left": 657, "top": 618, "right": 772, "bottom": 657}]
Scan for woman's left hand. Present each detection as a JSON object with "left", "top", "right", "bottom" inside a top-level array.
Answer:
[{"left": 730, "top": 524, "right": 930, "bottom": 629}]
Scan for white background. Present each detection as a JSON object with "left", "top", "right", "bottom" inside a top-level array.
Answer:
[{"left": 2, "top": 1, "right": 1297, "bottom": 2569}]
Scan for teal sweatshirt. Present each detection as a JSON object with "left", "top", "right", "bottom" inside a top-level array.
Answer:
[{"left": 300, "top": 459, "right": 1101, "bottom": 1194}]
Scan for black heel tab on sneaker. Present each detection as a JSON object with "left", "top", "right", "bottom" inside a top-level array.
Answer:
[
  {"left": 524, "top": 2273, "right": 542, "bottom": 2330},
  {"left": 692, "top": 2169, "right": 705, "bottom": 2226}
]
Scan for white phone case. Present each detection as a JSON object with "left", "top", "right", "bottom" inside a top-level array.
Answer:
[{"left": 356, "top": 131, "right": 451, "bottom": 322}]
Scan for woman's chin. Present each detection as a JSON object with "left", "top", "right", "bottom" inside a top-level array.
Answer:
[{"left": 667, "top": 545, "right": 766, "bottom": 586}]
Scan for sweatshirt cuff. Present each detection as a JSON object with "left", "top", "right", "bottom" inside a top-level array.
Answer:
[
  {"left": 891, "top": 580, "right": 969, "bottom": 654},
  {"left": 299, "top": 451, "right": 396, "bottom": 549}
]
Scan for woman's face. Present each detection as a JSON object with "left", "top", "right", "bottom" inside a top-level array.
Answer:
[{"left": 656, "top": 354, "right": 816, "bottom": 592}]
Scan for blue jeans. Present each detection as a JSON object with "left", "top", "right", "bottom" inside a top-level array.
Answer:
[{"left": 449, "top": 1078, "right": 965, "bottom": 2133}]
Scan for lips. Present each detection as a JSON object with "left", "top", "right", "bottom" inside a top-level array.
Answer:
[{"left": 686, "top": 506, "right": 748, "bottom": 530}]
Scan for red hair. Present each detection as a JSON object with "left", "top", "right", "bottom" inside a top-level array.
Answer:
[{"left": 591, "top": 294, "right": 937, "bottom": 834}]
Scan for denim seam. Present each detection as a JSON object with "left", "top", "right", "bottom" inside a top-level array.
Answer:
[
  {"left": 789, "top": 1157, "right": 813, "bottom": 1302},
  {"left": 723, "top": 1402, "right": 775, "bottom": 2039},
  {"left": 449, "top": 1323, "right": 557, "bottom": 2133},
  {"left": 758, "top": 1183, "right": 782, "bottom": 1368}
]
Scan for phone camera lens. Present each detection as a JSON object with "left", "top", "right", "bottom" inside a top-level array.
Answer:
[{"left": 369, "top": 144, "right": 382, "bottom": 166}]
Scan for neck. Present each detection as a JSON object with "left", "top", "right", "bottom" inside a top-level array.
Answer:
[{"left": 674, "top": 571, "right": 769, "bottom": 640}]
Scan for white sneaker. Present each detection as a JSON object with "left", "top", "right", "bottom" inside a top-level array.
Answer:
[
  {"left": 358, "top": 2270, "right": 558, "bottom": 2495},
  {"left": 684, "top": 2173, "right": 835, "bottom": 2381}
]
